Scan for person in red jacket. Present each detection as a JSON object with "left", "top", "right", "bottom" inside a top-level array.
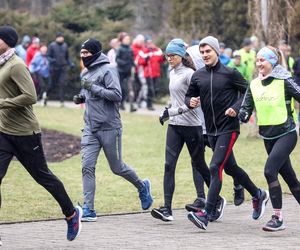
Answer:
[
  {"left": 131, "top": 34, "right": 148, "bottom": 108},
  {"left": 143, "top": 37, "right": 164, "bottom": 110},
  {"left": 25, "top": 37, "right": 40, "bottom": 66}
]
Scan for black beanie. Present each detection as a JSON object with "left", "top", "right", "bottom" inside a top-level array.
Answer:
[
  {"left": 0, "top": 26, "right": 18, "bottom": 48},
  {"left": 81, "top": 38, "right": 102, "bottom": 55}
]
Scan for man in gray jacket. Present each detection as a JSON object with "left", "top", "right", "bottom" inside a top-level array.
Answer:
[{"left": 73, "top": 38, "right": 153, "bottom": 221}]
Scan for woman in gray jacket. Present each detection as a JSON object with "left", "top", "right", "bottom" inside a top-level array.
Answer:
[{"left": 73, "top": 38, "right": 153, "bottom": 221}]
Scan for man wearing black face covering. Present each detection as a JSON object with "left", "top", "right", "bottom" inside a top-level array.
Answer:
[
  {"left": 74, "top": 38, "right": 153, "bottom": 222},
  {"left": 47, "top": 32, "right": 74, "bottom": 107}
]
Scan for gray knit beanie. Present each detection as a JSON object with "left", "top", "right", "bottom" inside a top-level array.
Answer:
[{"left": 199, "top": 36, "right": 220, "bottom": 56}]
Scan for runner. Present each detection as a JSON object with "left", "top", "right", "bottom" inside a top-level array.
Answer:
[
  {"left": 239, "top": 46, "right": 300, "bottom": 231},
  {"left": 185, "top": 36, "right": 269, "bottom": 230},
  {"left": 73, "top": 38, "right": 153, "bottom": 222},
  {"left": 0, "top": 25, "right": 82, "bottom": 241}
]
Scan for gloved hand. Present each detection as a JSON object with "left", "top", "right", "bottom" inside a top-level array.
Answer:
[
  {"left": 238, "top": 109, "right": 249, "bottom": 123},
  {"left": 81, "top": 78, "right": 94, "bottom": 90},
  {"left": 73, "top": 94, "right": 85, "bottom": 104},
  {"left": 159, "top": 108, "right": 169, "bottom": 125}
]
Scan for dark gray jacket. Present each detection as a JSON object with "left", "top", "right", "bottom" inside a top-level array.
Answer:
[
  {"left": 81, "top": 53, "right": 122, "bottom": 132},
  {"left": 47, "top": 41, "right": 71, "bottom": 69}
]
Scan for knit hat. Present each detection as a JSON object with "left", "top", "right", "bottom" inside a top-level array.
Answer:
[
  {"left": 199, "top": 36, "right": 220, "bottom": 56},
  {"left": 81, "top": 38, "right": 102, "bottom": 55},
  {"left": 56, "top": 32, "right": 64, "bottom": 38},
  {"left": 242, "top": 37, "right": 252, "bottom": 47},
  {"left": 0, "top": 26, "right": 18, "bottom": 48},
  {"left": 165, "top": 38, "right": 186, "bottom": 58}
]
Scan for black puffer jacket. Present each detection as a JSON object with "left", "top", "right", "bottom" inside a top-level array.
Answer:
[
  {"left": 185, "top": 61, "right": 247, "bottom": 136},
  {"left": 239, "top": 76, "right": 300, "bottom": 139},
  {"left": 116, "top": 44, "right": 134, "bottom": 74}
]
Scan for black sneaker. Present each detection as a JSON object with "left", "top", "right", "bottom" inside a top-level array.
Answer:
[
  {"left": 262, "top": 215, "right": 285, "bottom": 232},
  {"left": 209, "top": 196, "right": 226, "bottom": 222},
  {"left": 185, "top": 198, "right": 206, "bottom": 212},
  {"left": 234, "top": 185, "right": 244, "bottom": 206},
  {"left": 151, "top": 207, "right": 173, "bottom": 222},
  {"left": 187, "top": 210, "right": 209, "bottom": 230},
  {"left": 252, "top": 189, "right": 269, "bottom": 220}
]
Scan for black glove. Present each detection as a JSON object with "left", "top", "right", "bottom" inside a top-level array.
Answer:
[
  {"left": 238, "top": 109, "right": 249, "bottom": 123},
  {"left": 81, "top": 78, "right": 94, "bottom": 90},
  {"left": 159, "top": 108, "right": 169, "bottom": 125},
  {"left": 73, "top": 94, "right": 85, "bottom": 105}
]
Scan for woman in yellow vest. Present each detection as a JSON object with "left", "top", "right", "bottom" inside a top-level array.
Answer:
[{"left": 239, "top": 46, "right": 300, "bottom": 232}]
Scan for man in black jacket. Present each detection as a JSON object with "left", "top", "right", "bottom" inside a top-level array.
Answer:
[
  {"left": 185, "top": 36, "right": 269, "bottom": 230},
  {"left": 47, "top": 32, "right": 73, "bottom": 107}
]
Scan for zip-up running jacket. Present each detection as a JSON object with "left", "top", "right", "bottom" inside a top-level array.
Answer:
[{"left": 185, "top": 60, "right": 247, "bottom": 136}]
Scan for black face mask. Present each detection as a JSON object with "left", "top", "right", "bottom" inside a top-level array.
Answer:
[{"left": 81, "top": 52, "right": 101, "bottom": 68}]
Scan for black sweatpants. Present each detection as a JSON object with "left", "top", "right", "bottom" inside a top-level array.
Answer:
[
  {"left": 0, "top": 132, "right": 75, "bottom": 217},
  {"left": 164, "top": 125, "right": 210, "bottom": 209},
  {"left": 49, "top": 66, "right": 68, "bottom": 103},
  {"left": 205, "top": 132, "right": 259, "bottom": 214},
  {"left": 264, "top": 131, "right": 300, "bottom": 209},
  {"left": 146, "top": 77, "right": 159, "bottom": 108}
]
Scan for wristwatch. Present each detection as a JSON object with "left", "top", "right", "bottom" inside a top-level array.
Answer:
[{"left": 178, "top": 107, "right": 183, "bottom": 114}]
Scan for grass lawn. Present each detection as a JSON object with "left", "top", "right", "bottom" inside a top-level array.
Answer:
[{"left": 1, "top": 106, "right": 300, "bottom": 222}]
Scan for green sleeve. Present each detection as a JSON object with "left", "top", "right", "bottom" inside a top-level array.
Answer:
[{"left": 0, "top": 63, "right": 37, "bottom": 109}]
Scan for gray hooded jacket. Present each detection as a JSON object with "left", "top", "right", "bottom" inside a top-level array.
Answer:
[{"left": 81, "top": 53, "right": 122, "bottom": 132}]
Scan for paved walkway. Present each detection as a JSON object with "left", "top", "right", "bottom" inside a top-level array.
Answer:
[{"left": 1, "top": 196, "right": 299, "bottom": 249}]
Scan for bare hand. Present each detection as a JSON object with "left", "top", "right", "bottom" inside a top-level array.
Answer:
[
  {"left": 190, "top": 97, "right": 200, "bottom": 108},
  {"left": 225, "top": 108, "right": 237, "bottom": 117}
]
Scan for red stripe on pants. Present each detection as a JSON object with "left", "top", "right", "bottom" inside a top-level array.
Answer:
[{"left": 219, "top": 132, "right": 237, "bottom": 181}]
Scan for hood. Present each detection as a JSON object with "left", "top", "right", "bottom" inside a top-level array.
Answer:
[
  {"left": 186, "top": 45, "right": 204, "bottom": 70},
  {"left": 21, "top": 35, "right": 31, "bottom": 46},
  {"left": 269, "top": 64, "right": 291, "bottom": 80},
  {"left": 89, "top": 53, "right": 110, "bottom": 68}
]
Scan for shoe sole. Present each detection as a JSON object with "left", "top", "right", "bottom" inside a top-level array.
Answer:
[
  {"left": 187, "top": 212, "right": 207, "bottom": 230},
  {"left": 254, "top": 190, "right": 269, "bottom": 220},
  {"left": 81, "top": 216, "right": 97, "bottom": 222},
  {"left": 151, "top": 209, "right": 173, "bottom": 222},
  {"left": 142, "top": 179, "right": 153, "bottom": 210},
  {"left": 215, "top": 197, "right": 227, "bottom": 222},
  {"left": 262, "top": 224, "right": 286, "bottom": 232}
]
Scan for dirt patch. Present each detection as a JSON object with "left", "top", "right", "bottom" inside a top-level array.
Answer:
[{"left": 41, "top": 128, "right": 81, "bottom": 162}]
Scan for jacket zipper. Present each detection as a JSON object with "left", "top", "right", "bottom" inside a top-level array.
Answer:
[{"left": 210, "top": 69, "right": 218, "bottom": 136}]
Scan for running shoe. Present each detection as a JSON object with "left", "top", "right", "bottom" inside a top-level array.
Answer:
[
  {"left": 234, "top": 185, "right": 245, "bottom": 206},
  {"left": 252, "top": 189, "right": 269, "bottom": 220},
  {"left": 262, "top": 215, "right": 285, "bottom": 232},
  {"left": 151, "top": 206, "right": 174, "bottom": 222},
  {"left": 81, "top": 203, "right": 97, "bottom": 222},
  {"left": 139, "top": 179, "right": 153, "bottom": 210},
  {"left": 66, "top": 205, "right": 82, "bottom": 241},
  {"left": 185, "top": 198, "right": 206, "bottom": 212},
  {"left": 209, "top": 196, "right": 226, "bottom": 222},
  {"left": 187, "top": 210, "right": 209, "bottom": 230}
]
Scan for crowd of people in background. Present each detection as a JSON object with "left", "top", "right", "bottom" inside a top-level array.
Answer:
[
  {"left": 13, "top": 30, "right": 300, "bottom": 115},
  {"left": 15, "top": 32, "right": 73, "bottom": 107}
]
